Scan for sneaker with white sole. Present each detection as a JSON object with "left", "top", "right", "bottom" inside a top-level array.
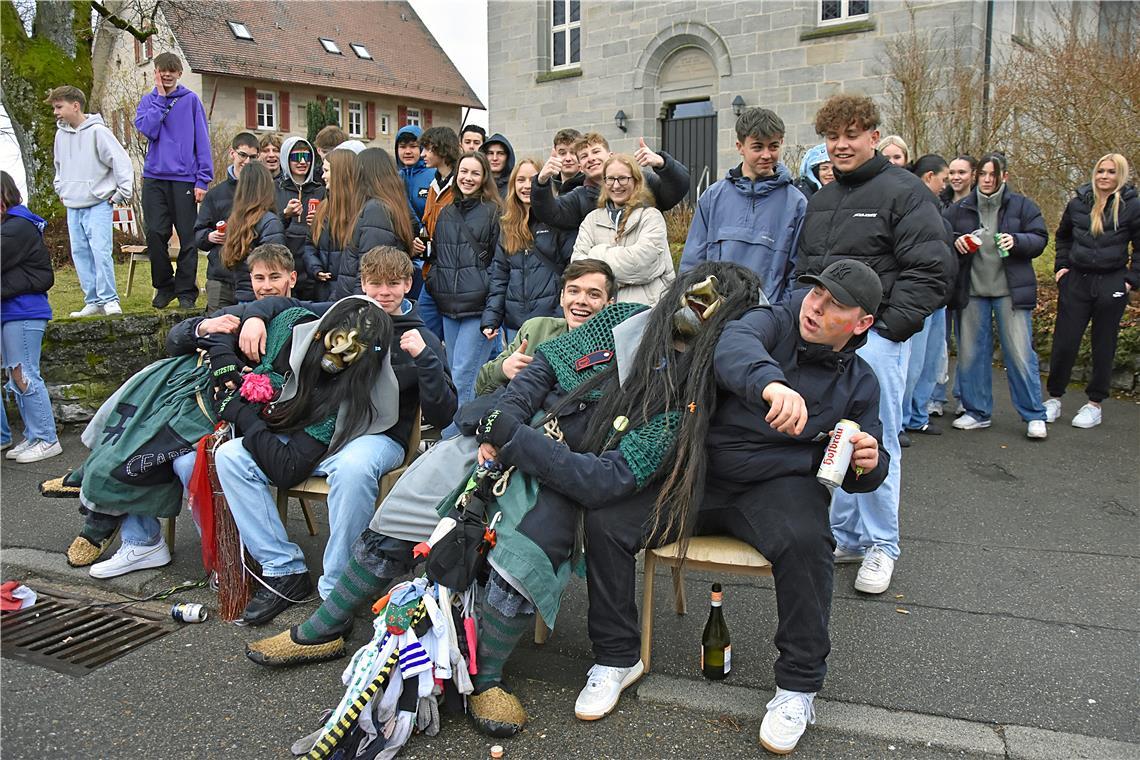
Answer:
[
  {"left": 833, "top": 545, "right": 866, "bottom": 564},
  {"left": 102, "top": 301, "right": 122, "bottom": 316},
  {"left": 759, "top": 688, "right": 816, "bottom": 755},
  {"left": 1043, "top": 398, "right": 1062, "bottom": 423},
  {"left": 927, "top": 401, "right": 944, "bottom": 417},
  {"left": 574, "top": 660, "right": 644, "bottom": 720},
  {"left": 1026, "top": 420, "right": 1047, "bottom": 439},
  {"left": 5, "top": 438, "right": 34, "bottom": 460},
  {"left": 14, "top": 439, "right": 63, "bottom": 463},
  {"left": 952, "top": 413, "right": 991, "bottom": 430},
  {"left": 955, "top": 401, "right": 966, "bottom": 415},
  {"left": 69, "top": 303, "right": 104, "bottom": 318},
  {"left": 1071, "top": 403, "right": 1102, "bottom": 429},
  {"left": 89, "top": 540, "right": 171, "bottom": 578},
  {"left": 854, "top": 546, "right": 895, "bottom": 594}
]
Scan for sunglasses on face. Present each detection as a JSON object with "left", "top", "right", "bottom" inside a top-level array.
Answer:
[{"left": 289, "top": 152, "right": 312, "bottom": 163}]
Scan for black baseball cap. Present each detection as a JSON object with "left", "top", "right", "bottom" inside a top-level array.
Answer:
[{"left": 798, "top": 259, "right": 883, "bottom": 315}]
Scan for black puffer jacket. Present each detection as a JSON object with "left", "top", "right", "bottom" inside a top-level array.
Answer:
[
  {"left": 795, "top": 153, "right": 955, "bottom": 342},
  {"left": 943, "top": 188, "right": 1048, "bottom": 310},
  {"left": 194, "top": 171, "right": 238, "bottom": 285},
  {"left": 481, "top": 218, "right": 573, "bottom": 331},
  {"left": 426, "top": 196, "right": 500, "bottom": 318},
  {"left": 228, "top": 210, "right": 286, "bottom": 302},
  {"left": 275, "top": 164, "right": 325, "bottom": 299},
  {"left": 1055, "top": 183, "right": 1140, "bottom": 289},
  {"left": 331, "top": 198, "right": 410, "bottom": 300},
  {"left": 530, "top": 150, "right": 692, "bottom": 231},
  {"left": 1, "top": 215, "right": 54, "bottom": 298}
]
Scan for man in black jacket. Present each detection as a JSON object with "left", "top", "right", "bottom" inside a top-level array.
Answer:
[
  {"left": 194, "top": 131, "right": 260, "bottom": 311},
  {"left": 579, "top": 261, "right": 888, "bottom": 754},
  {"left": 795, "top": 95, "right": 953, "bottom": 596}
]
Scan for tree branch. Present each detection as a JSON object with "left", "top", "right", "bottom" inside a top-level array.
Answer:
[{"left": 90, "top": 0, "right": 157, "bottom": 41}]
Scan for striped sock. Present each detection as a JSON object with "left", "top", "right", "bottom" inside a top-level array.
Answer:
[
  {"left": 472, "top": 595, "right": 534, "bottom": 692},
  {"left": 296, "top": 558, "right": 390, "bottom": 644}
]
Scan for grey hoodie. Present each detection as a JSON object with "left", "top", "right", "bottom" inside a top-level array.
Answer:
[{"left": 53, "top": 114, "right": 134, "bottom": 208}]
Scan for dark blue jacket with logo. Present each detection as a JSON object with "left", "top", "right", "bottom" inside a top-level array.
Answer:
[{"left": 481, "top": 218, "right": 574, "bottom": 331}]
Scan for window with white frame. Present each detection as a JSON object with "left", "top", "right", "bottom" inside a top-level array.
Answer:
[
  {"left": 319, "top": 38, "right": 342, "bottom": 54},
  {"left": 818, "top": 0, "right": 869, "bottom": 25},
  {"left": 347, "top": 101, "right": 364, "bottom": 137},
  {"left": 350, "top": 43, "right": 372, "bottom": 60},
  {"left": 380, "top": 114, "right": 391, "bottom": 135},
  {"left": 256, "top": 90, "right": 276, "bottom": 130},
  {"left": 330, "top": 98, "right": 342, "bottom": 127},
  {"left": 550, "top": 0, "right": 581, "bottom": 70},
  {"left": 228, "top": 21, "right": 252, "bottom": 40},
  {"left": 405, "top": 107, "right": 421, "bottom": 127}
]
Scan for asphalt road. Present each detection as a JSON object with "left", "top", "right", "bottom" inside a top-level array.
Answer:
[{"left": 2, "top": 371, "right": 1137, "bottom": 758}]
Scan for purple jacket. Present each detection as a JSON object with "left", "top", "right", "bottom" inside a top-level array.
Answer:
[{"left": 134, "top": 84, "right": 213, "bottom": 189}]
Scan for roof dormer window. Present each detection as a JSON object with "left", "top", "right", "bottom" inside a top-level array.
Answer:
[
  {"left": 319, "top": 38, "right": 342, "bottom": 54},
  {"left": 350, "top": 43, "right": 372, "bottom": 59},
  {"left": 228, "top": 21, "right": 252, "bottom": 40}
]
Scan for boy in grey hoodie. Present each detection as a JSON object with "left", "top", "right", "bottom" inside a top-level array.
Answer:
[{"left": 49, "top": 86, "right": 133, "bottom": 317}]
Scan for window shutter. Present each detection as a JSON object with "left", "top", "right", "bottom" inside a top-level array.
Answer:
[
  {"left": 134, "top": 38, "right": 141, "bottom": 63},
  {"left": 244, "top": 87, "right": 257, "bottom": 129},
  {"left": 146, "top": 38, "right": 153, "bottom": 59},
  {"left": 366, "top": 102, "right": 376, "bottom": 140},
  {"left": 317, "top": 94, "right": 326, "bottom": 103},
  {"left": 424, "top": 108, "right": 433, "bottom": 127},
  {"left": 279, "top": 91, "right": 290, "bottom": 131},
  {"left": 398, "top": 105, "right": 407, "bottom": 126}
]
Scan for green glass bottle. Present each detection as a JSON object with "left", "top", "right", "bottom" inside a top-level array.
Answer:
[{"left": 701, "top": 582, "right": 731, "bottom": 680}]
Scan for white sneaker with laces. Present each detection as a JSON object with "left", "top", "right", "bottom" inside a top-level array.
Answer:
[
  {"left": 574, "top": 660, "right": 644, "bottom": 720},
  {"left": 1026, "top": 420, "right": 1047, "bottom": 439},
  {"left": 833, "top": 545, "right": 866, "bottom": 564},
  {"left": 759, "top": 688, "right": 816, "bottom": 754},
  {"left": 854, "top": 546, "right": 895, "bottom": 594},
  {"left": 14, "top": 439, "right": 62, "bottom": 463},
  {"left": 5, "top": 438, "right": 34, "bottom": 460},
  {"left": 1071, "top": 403, "right": 1102, "bottom": 429},
  {"left": 952, "top": 413, "right": 991, "bottom": 430},
  {"left": 102, "top": 301, "right": 123, "bottom": 316},
  {"left": 927, "top": 401, "right": 944, "bottom": 417},
  {"left": 69, "top": 303, "right": 104, "bottom": 318},
  {"left": 1043, "top": 398, "right": 1062, "bottom": 423},
  {"left": 89, "top": 540, "right": 171, "bottom": 578}
]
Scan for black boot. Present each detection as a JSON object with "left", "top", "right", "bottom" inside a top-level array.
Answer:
[{"left": 241, "top": 571, "right": 313, "bottom": 627}]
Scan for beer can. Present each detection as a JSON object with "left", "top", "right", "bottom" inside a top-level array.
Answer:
[
  {"left": 307, "top": 198, "right": 320, "bottom": 215},
  {"left": 995, "top": 232, "right": 1009, "bottom": 258},
  {"left": 817, "top": 419, "right": 860, "bottom": 489},
  {"left": 171, "top": 602, "right": 208, "bottom": 623},
  {"left": 215, "top": 220, "right": 226, "bottom": 233}
]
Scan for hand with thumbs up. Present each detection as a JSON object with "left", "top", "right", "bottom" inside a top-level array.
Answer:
[
  {"left": 539, "top": 148, "right": 564, "bottom": 182},
  {"left": 633, "top": 137, "right": 665, "bottom": 169},
  {"left": 501, "top": 337, "right": 534, "bottom": 380}
]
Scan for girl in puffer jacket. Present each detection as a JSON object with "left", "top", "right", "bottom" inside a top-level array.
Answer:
[{"left": 219, "top": 162, "right": 285, "bottom": 306}]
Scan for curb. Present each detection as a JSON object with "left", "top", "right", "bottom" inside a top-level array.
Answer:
[
  {"left": 2, "top": 547, "right": 167, "bottom": 597},
  {"left": 636, "top": 674, "right": 1140, "bottom": 759}
]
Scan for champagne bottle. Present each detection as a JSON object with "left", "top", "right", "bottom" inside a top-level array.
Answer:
[{"left": 701, "top": 582, "right": 731, "bottom": 680}]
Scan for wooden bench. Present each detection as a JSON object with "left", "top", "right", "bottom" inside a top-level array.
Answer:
[{"left": 640, "top": 535, "right": 772, "bottom": 672}]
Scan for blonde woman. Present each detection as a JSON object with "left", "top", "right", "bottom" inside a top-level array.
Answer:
[
  {"left": 878, "top": 135, "right": 909, "bottom": 168},
  {"left": 571, "top": 154, "right": 673, "bottom": 305},
  {"left": 1045, "top": 153, "right": 1139, "bottom": 428}
]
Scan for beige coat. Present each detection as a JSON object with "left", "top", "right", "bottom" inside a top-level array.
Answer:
[{"left": 570, "top": 205, "right": 675, "bottom": 306}]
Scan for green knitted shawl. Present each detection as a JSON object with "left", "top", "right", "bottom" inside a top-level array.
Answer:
[{"left": 257, "top": 307, "right": 337, "bottom": 445}]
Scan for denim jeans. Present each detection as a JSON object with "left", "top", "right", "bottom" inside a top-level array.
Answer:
[
  {"left": 442, "top": 315, "right": 499, "bottom": 408},
  {"left": 2, "top": 320, "right": 58, "bottom": 444},
  {"left": 66, "top": 202, "right": 119, "bottom": 306},
  {"left": 932, "top": 308, "right": 960, "bottom": 405},
  {"left": 215, "top": 433, "right": 404, "bottom": 597},
  {"left": 118, "top": 450, "right": 198, "bottom": 546},
  {"left": 903, "top": 308, "right": 946, "bottom": 429},
  {"left": 958, "top": 296, "right": 1046, "bottom": 422},
  {"left": 416, "top": 287, "right": 444, "bottom": 340},
  {"left": 831, "top": 330, "right": 909, "bottom": 560},
  {"left": 1, "top": 395, "right": 9, "bottom": 446}
]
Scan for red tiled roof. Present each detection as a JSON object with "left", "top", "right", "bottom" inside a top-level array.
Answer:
[{"left": 161, "top": 0, "right": 484, "bottom": 108}]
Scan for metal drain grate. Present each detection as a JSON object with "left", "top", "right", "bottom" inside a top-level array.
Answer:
[{"left": 1, "top": 592, "right": 174, "bottom": 676}]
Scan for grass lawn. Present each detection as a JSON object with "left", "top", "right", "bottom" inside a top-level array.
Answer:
[{"left": 48, "top": 259, "right": 206, "bottom": 316}]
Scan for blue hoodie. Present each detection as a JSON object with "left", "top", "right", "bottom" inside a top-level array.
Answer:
[
  {"left": 394, "top": 125, "right": 433, "bottom": 227},
  {"left": 680, "top": 163, "right": 807, "bottom": 303},
  {"left": 134, "top": 84, "right": 213, "bottom": 188}
]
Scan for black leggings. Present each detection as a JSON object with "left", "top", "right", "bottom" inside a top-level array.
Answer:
[{"left": 1047, "top": 270, "right": 1130, "bottom": 403}]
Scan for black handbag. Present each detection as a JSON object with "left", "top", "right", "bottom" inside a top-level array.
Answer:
[{"left": 425, "top": 463, "right": 502, "bottom": 591}]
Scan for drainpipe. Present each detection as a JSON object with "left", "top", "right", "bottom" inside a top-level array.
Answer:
[{"left": 981, "top": 0, "right": 994, "bottom": 138}]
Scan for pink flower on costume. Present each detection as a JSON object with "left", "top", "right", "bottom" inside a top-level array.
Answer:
[{"left": 239, "top": 373, "right": 275, "bottom": 403}]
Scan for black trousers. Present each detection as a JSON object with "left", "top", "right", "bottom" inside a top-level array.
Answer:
[
  {"left": 585, "top": 475, "right": 835, "bottom": 693},
  {"left": 142, "top": 178, "right": 200, "bottom": 298},
  {"left": 1047, "top": 270, "right": 1131, "bottom": 403}
]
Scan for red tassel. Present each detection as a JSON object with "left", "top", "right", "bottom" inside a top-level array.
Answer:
[{"left": 188, "top": 428, "right": 221, "bottom": 572}]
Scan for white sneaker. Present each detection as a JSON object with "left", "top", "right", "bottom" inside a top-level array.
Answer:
[
  {"left": 1043, "top": 398, "right": 1062, "bottom": 423},
  {"left": 5, "top": 438, "right": 34, "bottom": 460},
  {"left": 1026, "top": 420, "right": 1047, "bottom": 439},
  {"left": 952, "top": 413, "right": 991, "bottom": 430},
  {"left": 927, "top": 401, "right": 944, "bottom": 417},
  {"left": 955, "top": 401, "right": 966, "bottom": 415},
  {"left": 102, "top": 301, "right": 122, "bottom": 316},
  {"left": 89, "top": 540, "right": 171, "bottom": 579},
  {"left": 854, "top": 546, "right": 895, "bottom": 594},
  {"left": 574, "top": 660, "right": 644, "bottom": 720},
  {"left": 69, "top": 303, "right": 104, "bottom": 318},
  {"left": 14, "top": 439, "right": 62, "bottom": 463},
  {"left": 1071, "top": 403, "right": 1102, "bottom": 429},
  {"left": 759, "top": 688, "right": 816, "bottom": 755},
  {"left": 833, "top": 545, "right": 866, "bottom": 564}
]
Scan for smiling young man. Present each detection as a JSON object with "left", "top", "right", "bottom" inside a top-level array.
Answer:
[
  {"left": 795, "top": 94, "right": 954, "bottom": 595},
  {"left": 680, "top": 107, "right": 806, "bottom": 303},
  {"left": 461, "top": 124, "right": 487, "bottom": 153},
  {"left": 480, "top": 133, "right": 516, "bottom": 198}
]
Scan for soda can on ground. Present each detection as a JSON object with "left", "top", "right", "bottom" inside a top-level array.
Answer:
[
  {"left": 817, "top": 419, "right": 860, "bottom": 490},
  {"left": 171, "top": 602, "right": 208, "bottom": 623}
]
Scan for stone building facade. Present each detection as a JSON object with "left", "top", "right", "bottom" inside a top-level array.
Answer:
[{"left": 486, "top": 0, "right": 1070, "bottom": 197}]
